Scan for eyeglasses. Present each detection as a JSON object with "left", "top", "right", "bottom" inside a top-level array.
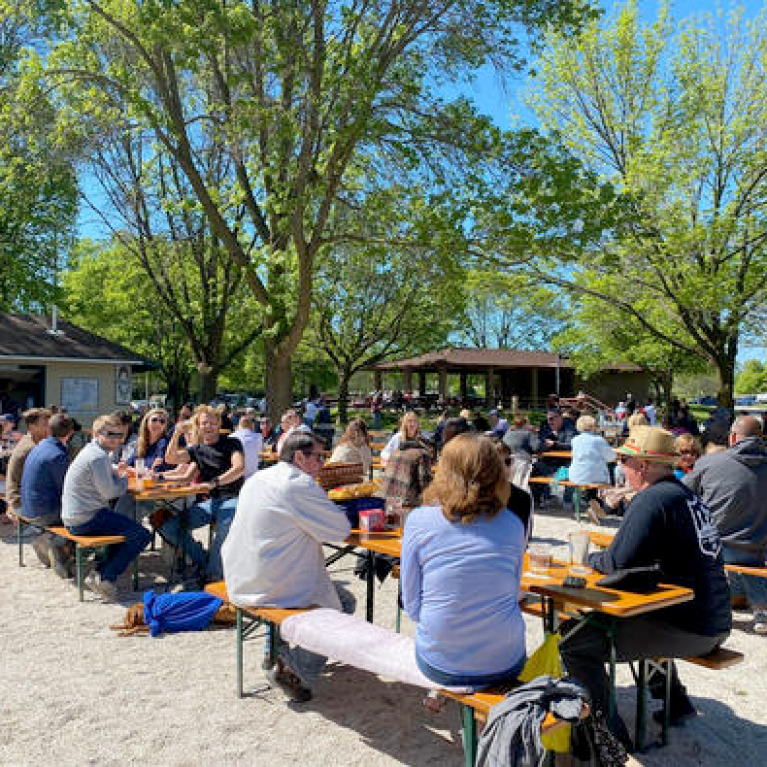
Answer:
[
  {"left": 679, "top": 449, "right": 697, "bottom": 456},
  {"left": 150, "top": 417, "right": 167, "bottom": 424},
  {"left": 103, "top": 430, "right": 124, "bottom": 439},
  {"left": 303, "top": 450, "right": 325, "bottom": 461},
  {"left": 617, "top": 454, "right": 632, "bottom": 465}
]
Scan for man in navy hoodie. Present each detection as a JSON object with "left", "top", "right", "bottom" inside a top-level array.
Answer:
[{"left": 21, "top": 413, "right": 76, "bottom": 577}]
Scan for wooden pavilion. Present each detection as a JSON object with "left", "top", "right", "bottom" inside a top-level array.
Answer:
[{"left": 367, "top": 348, "right": 649, "bottom": 409}]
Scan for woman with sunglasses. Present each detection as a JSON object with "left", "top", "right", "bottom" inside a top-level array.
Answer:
[
  {"left": 401, "top": 434, "right": 526, "bottom": 690},
  {"left": 133, "top": 408, "right": 172, "bottom": 472},
  {"left": 673, "top": 433, "right": 701, "bottom": 479}
]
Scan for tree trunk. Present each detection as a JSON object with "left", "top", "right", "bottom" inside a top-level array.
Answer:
[
  {"left": 264, "top": 340, "right": 293, "bottom": 417},
  {"left": 337, "top": 367, "right": 351, "bottom": 425},
  {"left": 197, "top": 363, "right": 218, "bottom": 403},
  {"left": 715, "top": 364, "right": 735, "bottom": 411}
]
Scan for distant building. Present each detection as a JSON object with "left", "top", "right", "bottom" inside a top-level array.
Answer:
[
  {"left": 0, "top": 313, "right": 151, "bottom": 426},
  {"left": 367, "top": 347, "right": 650, "bottom": 408}
]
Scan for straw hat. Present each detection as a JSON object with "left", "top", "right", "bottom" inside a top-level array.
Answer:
[{"left": 615, "top": 426, "right": 677, "bottom": 464}]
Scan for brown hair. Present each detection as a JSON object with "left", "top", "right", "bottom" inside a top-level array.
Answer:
[
  {"left": 423, "top": 433, "right": 510, "bottom": 525},
  {"left": 339, "top": 418, "right": 369, "bottom": 448},
  {"left": 136, "top": 408, "right": 169, "bottom": 458},
  {"left": 22, "top": 408, "right": 51, "bottom": 426}
]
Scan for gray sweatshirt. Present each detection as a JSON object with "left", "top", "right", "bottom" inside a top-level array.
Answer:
[
  {"left": 62, "top": 439, "right": 128, "bottom": 527},
  {"left": 684, "top": 436, "right": 767, "bottom": 556}
]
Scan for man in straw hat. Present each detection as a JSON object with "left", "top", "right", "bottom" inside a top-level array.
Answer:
[{"left": 560, "top": 426, "right": 731, "bottom": 750}]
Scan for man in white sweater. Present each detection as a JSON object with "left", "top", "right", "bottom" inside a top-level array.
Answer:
[
  {"left": 222, "top": 431, "right": 352, "bottom": 701},
  {"left": 62, "top": 413, "right": 151, "bottom": 601}
]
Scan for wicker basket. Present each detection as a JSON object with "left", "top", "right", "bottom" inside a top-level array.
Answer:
[{"left": 317, "top": 462, "right": 364, "bottom": 490}]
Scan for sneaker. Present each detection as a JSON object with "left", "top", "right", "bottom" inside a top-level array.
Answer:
[
  {"left": 32, "top": 536, "right": 52, "bottom": 567},
  {"left": 85, "top": 571, "right": 119, "bottom": 602},
  {"left": 753, "top": 618, "right": 767, "bottom": 635},
  {"left": 265, "top": 659, "right": 313, "bottom": 702}
]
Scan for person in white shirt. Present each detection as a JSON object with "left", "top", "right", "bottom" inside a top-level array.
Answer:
[
  {"left": 380, "top": 411, "right": 422, "bottom": 465},
  {"left": 275, "top": 409, "right": 302, "bottom": 454},
  {"left": 222, "top": 431, "right": 353, "bottom": 702},
  {"left": 644, "top": 399, "right": 658, "bottom": 426},
  {"left": 231, "top": 414, "right": 263, "bottom": 478}
]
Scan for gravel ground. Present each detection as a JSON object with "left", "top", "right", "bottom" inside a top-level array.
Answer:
[{"left": 1, "top": 507, "right": 766, "bottom": 766}]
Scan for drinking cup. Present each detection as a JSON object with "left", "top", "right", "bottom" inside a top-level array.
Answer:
[
  {"left": 528, "top": 545, "right": 552, "bottom": 575},
  {"left": 568, "top": 531, "right": 591, "bottom": 569},
  {"left": 135, "top": 458, "right": 145, "bottom": 476}
]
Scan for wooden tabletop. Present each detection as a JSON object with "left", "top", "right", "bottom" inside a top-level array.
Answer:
[
  {"left": 129, "top": 479, "right": 202, "bottom": 501},
  {"left": 539, "top": 451, "right": 572, "bottom": 459},
  {"left": 521, "top": 554, "right": 693, "bottom": 618},
  {"left": 588, "top": 531, "right": 616, "bottom": 549},
  {"left": 345, "top": 532, "right": 403, "bottom": 557}
]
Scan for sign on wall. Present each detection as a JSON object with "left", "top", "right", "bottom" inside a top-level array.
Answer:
[
  {"left": 61, "top": 377, "right": 99, "bottom": 414},
  {"left": 115, "top": 365, "right": 132, "bottom": 405}
]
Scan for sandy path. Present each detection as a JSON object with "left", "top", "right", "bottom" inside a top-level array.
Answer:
[{"left": 1, "top": 509, "right": 766, "bottom": 766}]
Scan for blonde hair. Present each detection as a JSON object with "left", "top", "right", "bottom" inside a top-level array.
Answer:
[
  {"left": 136, "top": 408, "right": 169, "bottom": 458},
  {"left": 576, "top": 414, "right": 597, "bottom": 433},
  {"left": 423, "top": 434, "right": 510, "bottom": 525},
  {"left": 674, "top": 433, "right": 700, "bottom": 464},
  {"left": 93, "top": 413, "right": 123, "bottom": 436},
  {"left": 399, "top": 411, "right": 420, "bottom": 441}
]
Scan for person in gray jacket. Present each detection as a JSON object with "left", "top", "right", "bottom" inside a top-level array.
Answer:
[
  {"left": 62, "top": 413, "right": 151, "bottom": 601},
  {"left": 684, "top": 415, "right": 767, "bottom": 633}
]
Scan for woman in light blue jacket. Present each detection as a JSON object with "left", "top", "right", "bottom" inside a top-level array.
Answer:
[{"left": 568, "top": 415, "right": 615, "bottom": 485}]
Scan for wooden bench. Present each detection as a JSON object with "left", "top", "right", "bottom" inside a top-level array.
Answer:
[
  {"left": 16, "top": 515, "right": 132, "bottom": 601},
  {"left": 205, "top": 581, "right": 587, "bottom": 766}
]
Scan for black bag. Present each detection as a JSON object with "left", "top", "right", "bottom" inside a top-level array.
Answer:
[{"left": 596, "top": 564, "right": 662, "bottom": 593}]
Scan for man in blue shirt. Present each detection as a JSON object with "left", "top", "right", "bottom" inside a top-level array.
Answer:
[{"left": 21, "top": 413, "right": 76, "bottom": 577}]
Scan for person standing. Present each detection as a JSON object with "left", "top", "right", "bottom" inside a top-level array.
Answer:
[
  {"left": 62, "top": 413, "right": 152, "bottom": 601},
  {"left": 684, "top": 415, "right": 767, "bottom": 633}
]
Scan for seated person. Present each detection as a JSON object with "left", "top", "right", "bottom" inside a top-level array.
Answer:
[
  {"left": 222, "top": 431, "right": 353, "bottom": 702},
  {"left": 161, "top": 405, "right": 244, "bottom": 583},
  {"left": 530, "top": 409, "right": 577, "bottom": 505},
  {"left": 231, "top": 414, "right": 263, "bottom": 479},
  {"left": 275, "top": 409, "right": 303, "bottom": 454},
  {"left": 492, "top": 438, "right": 533, "bottom": 542},
  {"left": 258, "top": 416, "right": 278, "bottom": 452},
  {"left": 329, "top": 418, "right": 372, "bottom": 475},
  {"left": 380, "top": 411, "right": 425, "bottom": 465},
  {"left": 501, "top": 412, "right": 539, "bottom": 490},
  {"left": 569, "top": 415, "right": 615, "bottom": 521},
  {"left": 401, "top": 434, "right": 527, "bottom": 689},
  {"left": 673, "top": 433, "right": 700, "bottom": 479},
  {"left": 560, "top": 426, "right": 731, "bottom": 749},
  {"left": 20, "top": 413, "right": 76, "bottom": 576},
  {"left": 62, "top": 414, "right": 152, "bottom": 601},
  {"left": 379, "top": 427, "right": 432, "bottom": 516}
]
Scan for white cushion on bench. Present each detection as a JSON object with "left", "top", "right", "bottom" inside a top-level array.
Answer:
[{"left": 280, "top": 608, "right": 470, "bottom": 692}]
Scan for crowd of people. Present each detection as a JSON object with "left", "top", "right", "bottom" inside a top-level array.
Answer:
[{"left": 2, "top": 391, "right": 767, "bottom": 755}]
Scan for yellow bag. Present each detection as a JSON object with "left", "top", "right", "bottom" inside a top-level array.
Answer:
[{"left": 518, "top": 632, "right": 571, "bottom": 753}]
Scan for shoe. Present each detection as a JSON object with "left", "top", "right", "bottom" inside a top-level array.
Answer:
[
  {"left": 49, "top": 545, "right": 72, "bottom": 580},
  {"left": 265, "top": 659, "right": 313, "bottom": 702},
  {"left": 652, "top": 693, "right": 697, "bottom": 726},
  {"left": 731, "top": 596, "right": 749, "bottom": 610},
  {"left": 753, "top": 620, "right": 767, "bottom": 635},
  {"left": 85, "top": 571, "right": 119, "bottom": 602},
  {"left": 32, "top": 536, "right": 52, "bottom": 567}
]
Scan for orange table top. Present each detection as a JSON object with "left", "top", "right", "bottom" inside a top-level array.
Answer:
[
  {"left": 521, "top": 554, "right": 693, "bottom": 618},
  {"left": 588, "top": 531, "right": 616, "bottom": 549},
  {"left": 128, "top": 478, "right": 202, "bottom": 501},
  {"left": 539, "top": 451, "right": 572, "bottom": 459},
  {"left": 345, "top": 531, "right": 403, "bottom": 557}
]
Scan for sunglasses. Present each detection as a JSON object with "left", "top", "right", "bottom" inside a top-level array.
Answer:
[
  {"left": 617, "top": 454, "right": 632, "bottom": 465},
  {"left": 103, "top": 430, "right": 124, "bottom": 439},
  {"left": 150, "top": 417, "right": 167, "bottom": 424}
]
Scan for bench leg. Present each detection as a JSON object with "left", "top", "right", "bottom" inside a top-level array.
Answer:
[
  {"left": 635, "top": 660, "right": 647, "bottom": 751},
  {"left": 661, "top": 659, "right": 672, "bottom": 746},
  {"left": 461, "top": 704, "right": 477, "bottom": 767},
  {"left": 236, "top": 607, "right": 244, "bottom": 698},
  {"left": 395, "top": 582, "right": 402, "bottom": 634},
  {"left": 573, "top": 486, "right": 582, "bottom": 523},
  {"left": 366, "top": 550, "right": 375, "bottom": 623},
  {"left": 76, "top": 546, "right": 84, "bottom": 602}
]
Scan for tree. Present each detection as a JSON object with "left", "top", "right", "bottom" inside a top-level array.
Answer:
[
  {"left": 0, "top": 10, "right": 77, "bottom": 309},
  {"left": 735, "top": 360, "right": 767, "bottom": 396},
  {"left": 458, "top": 270, "right": 567, "bottom": 349},
  {"left": 62, "top": 240, "right": 196, "bottom": 406},
  {"left": 30, "top": 0, "right": 597, "bottom": 413},
  {"left": 512, "top": 1, "right": 767, "bottom": 409}
]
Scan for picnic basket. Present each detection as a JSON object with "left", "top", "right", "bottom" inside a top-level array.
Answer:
[{"left": 317, "top": 462, "right": 365, "bottom": 490}]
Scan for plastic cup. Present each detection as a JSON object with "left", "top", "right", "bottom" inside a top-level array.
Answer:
[
  {"left": 568, "top": 531, "right": 591, "bottom": 570},
  {"left": 135, "top": 458, "right": 145, "bottom": 476},
  {"left": 529, "top": 545, "right": 552, "bottom": 575}
]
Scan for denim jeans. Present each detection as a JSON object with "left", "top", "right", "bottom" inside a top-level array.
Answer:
[
  {"left": 723, "top": 545, "right": 767, "bottom": 619},
  {"left": 278, "top": 584, "right": 357, "bottom": 687},
  {"left": 67, "top": 507, "right": 152, "bottom": 583},
  {"left": 415, "top": 653, "right": 525, "bottom": 690},
  {"left": 159, "top": 495, "right": 238, "bottom": 580}
]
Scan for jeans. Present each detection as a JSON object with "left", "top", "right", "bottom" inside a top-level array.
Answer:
[
  {"left": 416, "top": 653, "right": 525, "bottom": 690},
  {"left": 159, "top": 496, "right": 238, "bottom": 580},
  {"left": 560, "top": 613, "right": 728, "bottom": 720},
  {"left": 67, "top": 507, "right": 152, "bottom": 583},
  {"left": 114, "top": 493, "right": 157, "bottom": 520},
  {"left": 278, "top": 584, "right": 357, "bottom": 687},
  {"left": 723, "top": 545, "right": 767, "bottom": 619}
]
